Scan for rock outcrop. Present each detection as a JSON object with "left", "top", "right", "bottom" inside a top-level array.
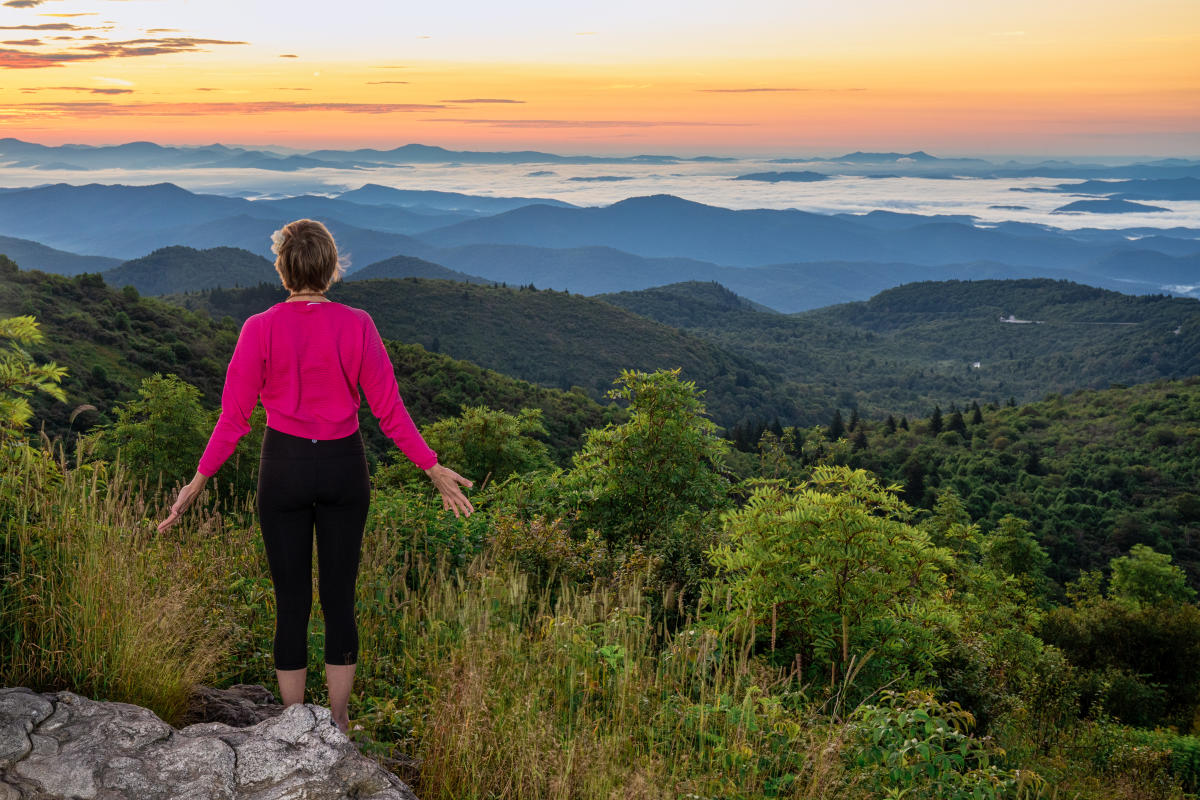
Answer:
[{"left": 0, "top": 685, "right": 418, "bottom": 799}]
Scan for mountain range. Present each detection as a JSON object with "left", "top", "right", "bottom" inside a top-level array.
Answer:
[
  {"left": 1, "top": 182, "right": 1197, "bottom": 312},
  {"left": 5, "top": 137, "right": 1199, "bottom": 178}
]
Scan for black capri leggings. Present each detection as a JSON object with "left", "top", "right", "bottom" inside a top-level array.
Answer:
[{"left": 257, "top": 426, "right": 371, "bottom": 671}]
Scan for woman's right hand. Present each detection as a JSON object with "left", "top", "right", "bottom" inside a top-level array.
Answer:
[{"left": 423, "top": 463, "right": 475, "bottom": 517}]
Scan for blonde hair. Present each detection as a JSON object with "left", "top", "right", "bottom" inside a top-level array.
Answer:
[{"left": 270, "top": 219, "right": 348, "bottom": 292}]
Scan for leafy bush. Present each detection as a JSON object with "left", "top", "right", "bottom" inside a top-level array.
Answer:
[
  {"left": 564, "top": 368, "right": 732, "bottom": 549},
  {"left": 490, "top": 369, "right": 732, "bottom": 604},
  {"left": 0, "top": 314, "right": 67, "bottom": 442},
  {"left": 413, "top": 404, "right": 554, "bottom": 489},
  {"left": 849, "top": 689, "right": 1045, "bottom": 799},
  {"left": 79, "top": 373, "right": 212, "bottom": 492},
  {"left": 708, "top": 466, "right": 953, "bottom": 700}
]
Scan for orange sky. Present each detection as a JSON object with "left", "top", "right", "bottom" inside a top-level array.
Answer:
[{"left": 0, "top": 0, "right": 1197, "bottom": 156}]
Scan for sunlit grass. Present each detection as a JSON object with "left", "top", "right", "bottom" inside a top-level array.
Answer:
[{"left": 1, "top": 440, "right": 236, "bottom": 725}]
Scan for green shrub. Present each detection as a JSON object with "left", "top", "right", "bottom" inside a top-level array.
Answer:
[
  {"left": 708, "top": 466, "right": 954, "bottom": 701},
  {"left": 849, "top": 689, "right": 1045, "bottom": 799}
]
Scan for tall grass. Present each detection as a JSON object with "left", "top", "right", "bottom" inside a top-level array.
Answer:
[
  {"left": 1, "top": 440, "right": 857, "bottom": 796},
  {"left": 0, "top": 439, "right": 243, "bottom": 725},
  {"left": 350, "top": 500, "right": 854, "bottom": 800}
]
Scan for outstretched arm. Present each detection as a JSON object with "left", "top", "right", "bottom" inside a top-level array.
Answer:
[
  {"left": 360, "top": 313, "right": 474, "bottom": 517},
  {"left": 157, "top": 316, "right": 263, "bottom": 532}
]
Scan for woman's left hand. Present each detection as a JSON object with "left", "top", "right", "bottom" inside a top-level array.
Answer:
[
  {"left": 424, "top": 463, "right": 475, "bottom": 518},
  {"left": 157, "top": 472, "right": 209, "bottom": 533}
]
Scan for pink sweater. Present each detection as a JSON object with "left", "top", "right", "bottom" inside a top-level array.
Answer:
[{"left": 197, "top": 300, "right": 437, "bottom": 477}]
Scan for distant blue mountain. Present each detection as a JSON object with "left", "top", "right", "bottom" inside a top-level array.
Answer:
[
  {"left": 3, "top": 137, "right": 1197, "bottom": 180},
  {"left": 4, "top": 183, "right": 1197, "bottom": 313},
  {"left": 1053, "top": 199, "right": 1170, "bottom": 214},
  {"left": 1050, "top": 177, "right": 1200, "bottom": 201},
  {"left": 347, "top": 254, "right": 491, "bottom": 285},
  {"left": 336, "top": 183, "right": 575, "bottom": 213},
  {"left": 416, "top": 193, "right": 1124, "bottom": 269},
  {"left": 734, "top": 171, "right": 828, "bottom": 182},
  {"left": 0, "top": 234, "right": 119, "bottom": 276},
  {"left": 567, "top": 175, "right": 635, "bottom": 182},
  {"left": 303, "top": 143, "right": 712, "bottom": 165},
  {"left": 833, "top": 150, "right": 943, "bottom": 163},
  {"left": 0, "top": 137, "right": 725, "bottom": 171}
]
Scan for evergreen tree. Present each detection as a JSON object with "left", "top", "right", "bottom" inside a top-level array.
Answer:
[
  {"left": 1025, "top": 446, "right": 1043, "bottom": 476},
  {"left": 828, "top": 409, "right": 845, "bottom": 441},
  {"left": 970, "top": 401, "right": 983, "bottom": 425},
  {"left": 902, "top": 458, "right": 926, "bottom": 505},
  {"left": 930, "top": 405, "right": 944, "bottom": 434},
  {"left": 848, "top": 408, "right": 860, "bottom": 432},
  {"left": 899, "top": 416, "right": 909, "bottom": 430},
  {"left": 948, "top": 410, "right": 967, "bottom": 437},
  {"left": 884, "top": 414, "right": 897, "bottom": 434},
  {"left": 852, "top": 429, "right": 868, "bottom": 452}
]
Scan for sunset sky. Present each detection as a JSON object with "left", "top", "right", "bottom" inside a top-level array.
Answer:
[{"left": 1, "top": 0, "right": 1197, "bottom": 157}]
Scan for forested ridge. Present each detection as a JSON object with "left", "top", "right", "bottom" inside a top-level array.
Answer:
[
  {"left": 161, "top": 276, "right": 804, "bottom": 428},
  {"left": 603, "top": 278, "right": 1200, "bottom": 419},
  {"left": 0, "top": 257, "right": 615, "bottom": 467},
  {"left": 725, "top": 378, "right": 1200, "bottom": 592}
]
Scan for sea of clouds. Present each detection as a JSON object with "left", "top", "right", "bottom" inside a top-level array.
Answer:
[{"left": 2, "top": 159, "right": 1198, "bottom": 231}]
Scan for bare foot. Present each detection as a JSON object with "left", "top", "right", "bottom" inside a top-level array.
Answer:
[{"left": 333, "top": 715, "right": 350, "bottom": 734}]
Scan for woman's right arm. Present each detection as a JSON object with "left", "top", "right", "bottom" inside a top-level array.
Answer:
[{"left": 197, "top": 315, "right": 265, "bottom": 478}]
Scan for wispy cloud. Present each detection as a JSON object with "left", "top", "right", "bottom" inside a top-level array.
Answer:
[
  {"left": 2, "top": 38, "right": 42, "bottom": 46},
  {"left": 699, "top": 87, "right": 809, "bottom": 93},
  {"left": 4, "top": 0, "right": 55, "bottom": 7},
  {"left": 426, "top": 117, "right": 747, "bottom": 128},
  {"left": 698, "top": 86, "right": 867, "bottom": 93},
  {"left": 0, "top": 23, "right": 97, "bottom": 31},
  {"left": 0, "top": 100, "right": 450, "bottom": 118},
  {"left": 366, "top": 80, "right": 408, "bottom": 84},
  {"left": 21, "top": 85, "right": 132, "bottom": 94},
  {"left": 278, "top": 53, "right": 298, "bottom": 58},
  {"left": 0, "top": 35, "right": 248, "bottom": 68},
  {"left": 40, "top": 12, "right": 95, "bottom": 17},
  {"left": 443, "top": 98, "right": 525, "bottom": 104}
]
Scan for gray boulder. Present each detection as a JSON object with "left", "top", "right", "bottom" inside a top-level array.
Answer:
[{"left": 0, "top": 686, "right": 418, "bottom": 799}]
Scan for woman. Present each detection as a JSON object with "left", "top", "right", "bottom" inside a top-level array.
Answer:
[{"left": 157, "top": 218, "right": 474, "bottom": 735}]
